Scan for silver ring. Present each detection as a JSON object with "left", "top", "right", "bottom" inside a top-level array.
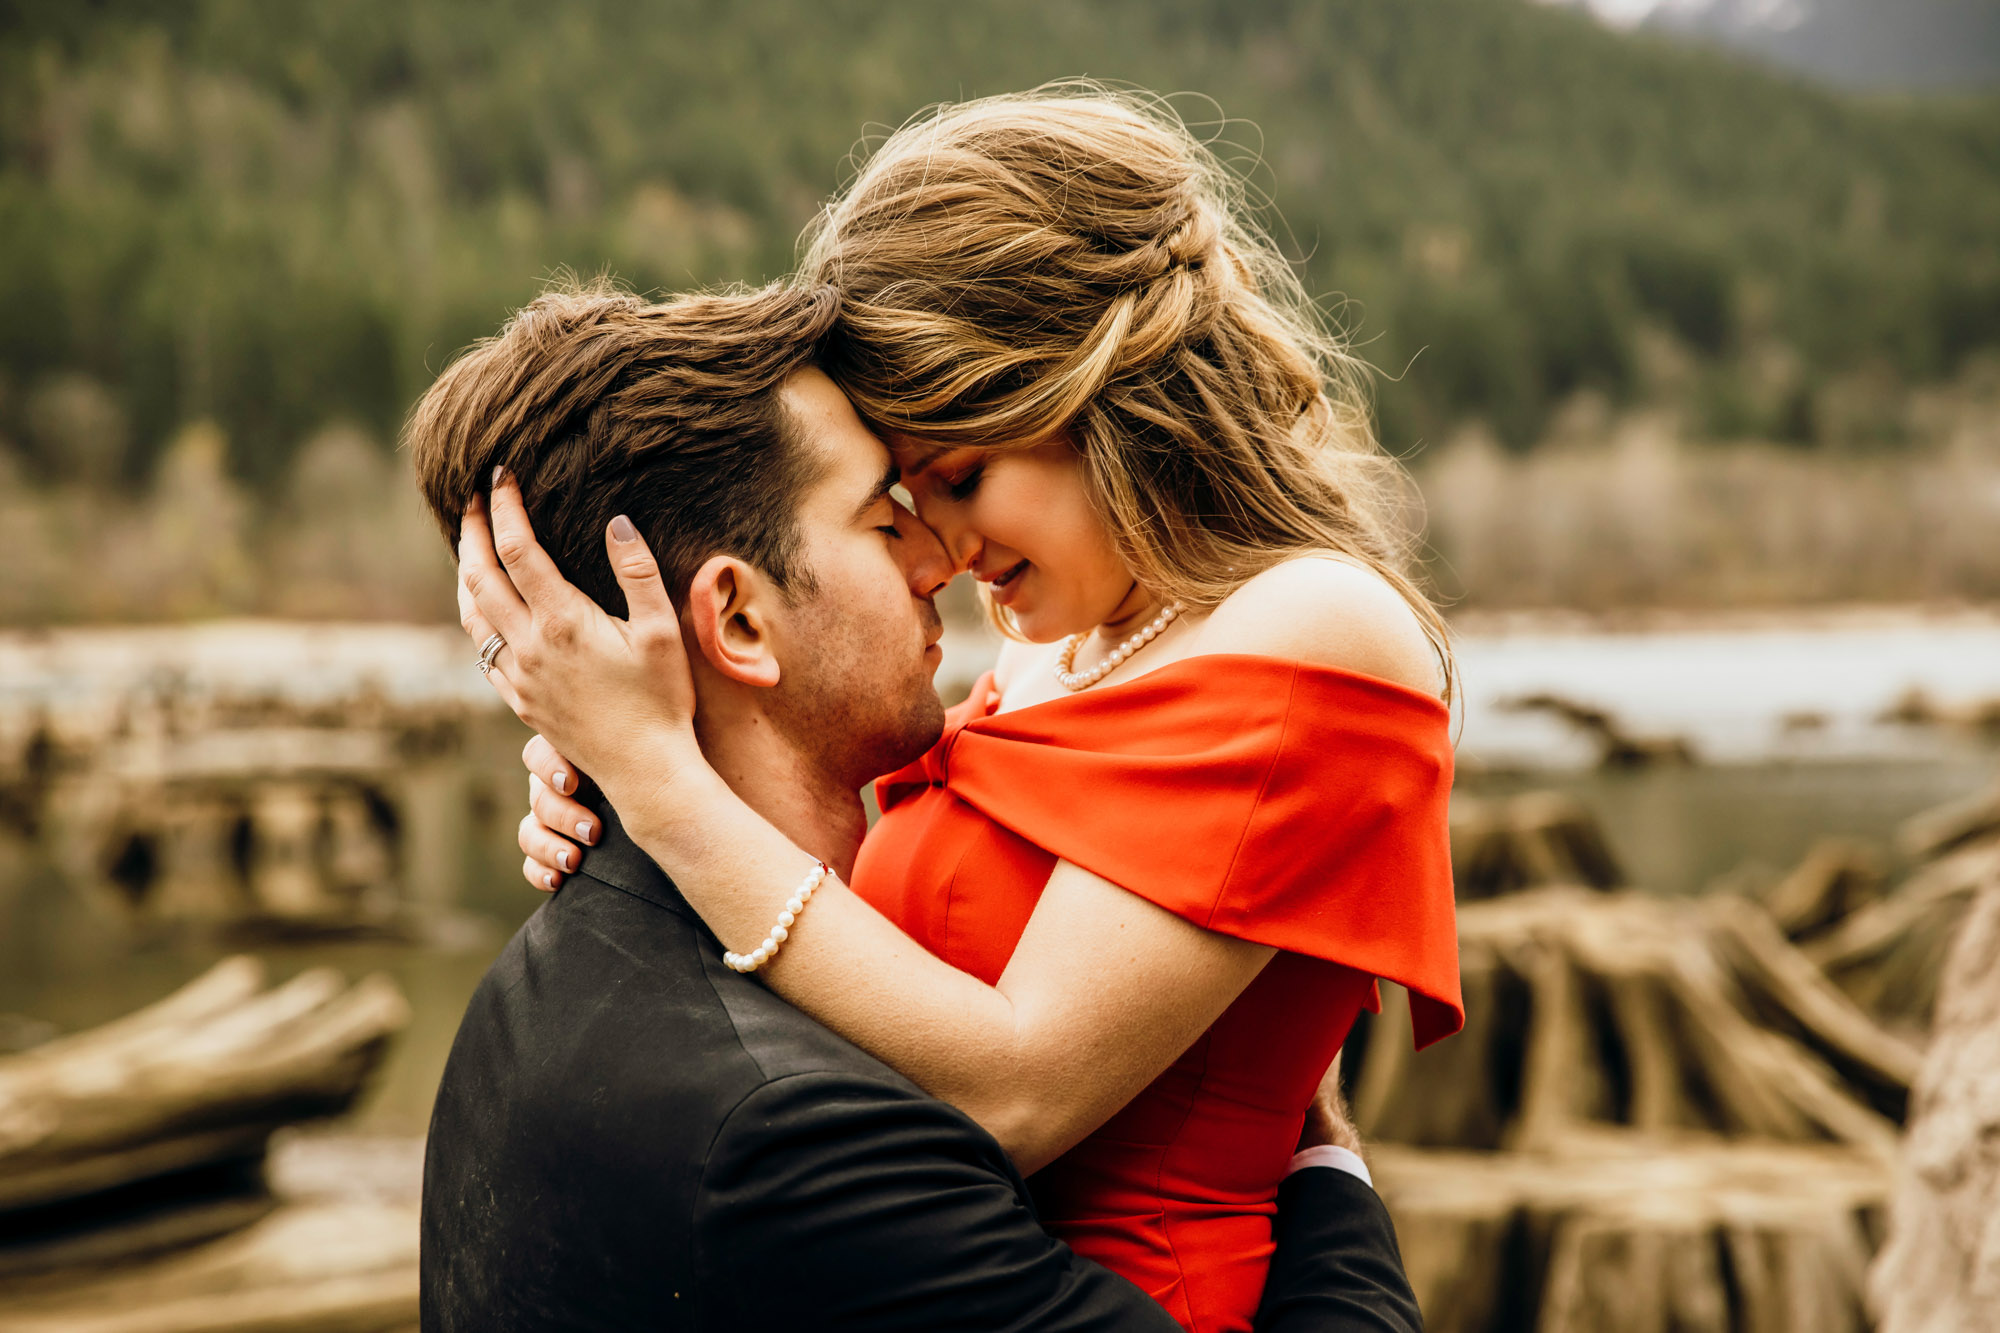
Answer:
[{"left": 477, "top": 632, "right": 507, "bottom": 676}]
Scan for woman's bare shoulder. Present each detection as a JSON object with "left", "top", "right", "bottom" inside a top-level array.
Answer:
[{"left": 1203, "top": 555, "right": 1443, "bottom": 697}]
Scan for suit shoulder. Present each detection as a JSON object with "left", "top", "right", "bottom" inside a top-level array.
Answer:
[
  {"left": 714, "top": 1065, "right": 979, "bottom": 1141},
  {"left": 700, "top": 1067, "right": 1006, "bottom": 1207},
  {"left": 704, "top": 958, "right": 931, "bottom": 1092},
  {"left": 693, "top": 1071, "right": 1071, "bottom": 1330}
]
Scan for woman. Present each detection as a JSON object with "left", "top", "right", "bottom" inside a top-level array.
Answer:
[{"left": 469, "top": 86, "right": 1462, "bottom": 1333}]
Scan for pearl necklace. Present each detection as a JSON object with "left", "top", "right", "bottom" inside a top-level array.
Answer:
[{"left": 1054, "top": 602, "right": 1183, "bottom": 692}]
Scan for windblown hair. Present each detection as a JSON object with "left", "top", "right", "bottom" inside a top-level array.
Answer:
[
  {"left": 800, "top": 84, "right": 1454, "bottom": 699},
  {"left": 405, "top": 278, "right": 838, "bottom": 616}
]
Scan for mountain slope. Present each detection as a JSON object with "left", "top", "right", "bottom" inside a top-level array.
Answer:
[{"left": 1643, "top": 0, "right": 2000, "bottom": 92}]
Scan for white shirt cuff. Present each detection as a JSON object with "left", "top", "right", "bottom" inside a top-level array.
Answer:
[{"left": 1286, "top": 1144, "right": 1373, "bottom": 1189}]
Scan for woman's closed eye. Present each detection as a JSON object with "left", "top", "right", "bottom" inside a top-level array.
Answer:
[{"left": 944, "top": 463, "right": 984, "bottom": 502}]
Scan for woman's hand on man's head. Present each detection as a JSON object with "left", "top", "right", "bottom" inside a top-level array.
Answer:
[{"left": 456, "top": 469, "right": 705, "bottom": 810}]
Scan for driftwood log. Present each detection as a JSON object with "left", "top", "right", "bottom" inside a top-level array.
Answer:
[
  {"left": 1496, "top": 693, "right": 1697, "bottom": 768},
  {"left": 1747, "top": 782, "right": 2000, "bottom": 1031},
  {"left": 1898, "top": 781, "right": 2000, "bottom": 862},
  {"left": 1878, "top": 689, "right": 2000, "bottom": 740},
  {"left": 1761, "top": 839, "right": 1887, "bottom": 944},
  {"left": 0, "top": 959, "right": 414, "bottom": 1333},
  {"left": 0, "top": 957, "right": 407, "bottom": 1214},
  {"left": 1791, "top": 784, "right": 2000, "bottom": 1034},
  {"left": 1346, "top": 888, "right": 1919, "bottom": 1156},
  {"left": 1377, "top": 1132, "right": 1890, "bottom": 1333},
  {"left": 0, "top": 1135, "right": 419, "bottom": 1333},
  {"left": 1806, "top": 840, "right": 1999, "bottom": 1034}
]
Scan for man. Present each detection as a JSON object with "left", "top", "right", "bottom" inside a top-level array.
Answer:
[{"left": 408, "top": 280, "right": 1421, "bottom": 1330}]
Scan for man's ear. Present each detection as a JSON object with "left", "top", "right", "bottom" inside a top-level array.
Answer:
[{"left": 684, "top": 556, "right": 782, "bottom": 689}]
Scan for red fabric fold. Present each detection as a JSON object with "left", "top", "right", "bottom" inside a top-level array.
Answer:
[{"left": 877, "top": 654, "right": 1464, "bottom": 1049}]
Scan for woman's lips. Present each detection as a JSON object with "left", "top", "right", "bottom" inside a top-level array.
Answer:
[{"left": 986, "top": 560, "right": 1029, "bottom": 604}]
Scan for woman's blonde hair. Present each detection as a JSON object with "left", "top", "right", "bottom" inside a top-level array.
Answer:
[{"left": 800, "top": 82, "right": 1454, "bottom": 701}]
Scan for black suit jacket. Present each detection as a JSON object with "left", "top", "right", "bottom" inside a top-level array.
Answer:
[{"left": 421, "top": 804, "right": 1420, "bottom": 1331}]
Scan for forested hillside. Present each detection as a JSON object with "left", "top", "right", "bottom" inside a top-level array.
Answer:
[{"left": 3, "top": 0, "right": 1997, "bottom": 490}]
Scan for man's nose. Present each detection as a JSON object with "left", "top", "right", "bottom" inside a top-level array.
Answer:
[
  {"left": 909, "top": 493, "right": 979, "bottom": 576},
  {"left": 894, "top": 503, "right": 957, "bottom": 600}
]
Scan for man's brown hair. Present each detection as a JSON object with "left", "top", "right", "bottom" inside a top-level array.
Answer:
[{"left": 406, "top": 279, "right": 840, "bottom": 615}]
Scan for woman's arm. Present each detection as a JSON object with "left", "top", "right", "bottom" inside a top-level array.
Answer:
[{"left": 460, "top": 482, "right": 1434, "bottom": 1172}]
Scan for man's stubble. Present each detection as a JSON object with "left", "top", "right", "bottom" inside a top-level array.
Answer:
[{"left": 768, "top": 589, "right": 947, "bottom": 796}]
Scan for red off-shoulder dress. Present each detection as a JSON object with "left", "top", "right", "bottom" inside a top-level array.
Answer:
[{"left": 848, "top": 654, "right": 1463, "bottom": 1333}]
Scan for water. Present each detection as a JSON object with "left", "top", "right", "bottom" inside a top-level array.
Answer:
[
  {"left": 1437, "top": 607, "right": 2000, "bottom": 893},
  {"left": 1446, "top": 608, "right": 2000, "bottom": 768},
  {"left": 0, "top": 614, "right": 1994, "bottom": 1134},
  {"left": 1455, "top": 757, "right": 1997, "bottom": 896}
]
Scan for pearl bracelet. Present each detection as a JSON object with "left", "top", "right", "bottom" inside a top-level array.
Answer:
[{"left": 723, "top": 861, "right": 829, "bottom": 973}]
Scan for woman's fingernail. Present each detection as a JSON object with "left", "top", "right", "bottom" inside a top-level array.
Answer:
[
  {"left": 576, "top": 820, "right": 595, "bottom": 843},
  {"left": 492, "top": 465, "right": 506, "bottom": 485},
  {"left": 543, "top": 871, "right": 556, "bottom": 890},
  {"left": 558, "top": 849, "right": 573, "bottom": 872},
  {"left": 610, "top": 515, "right": 638, "bottom": 542},
  {"left": 552, "top": 769, "right": 569, "bottom": 794}
]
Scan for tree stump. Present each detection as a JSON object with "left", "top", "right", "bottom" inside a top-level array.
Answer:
[
  {"left": 1346, "top": 888, "right": 1918, "bottom": 1155},
  {"left": 1452, "top": 792, "right": 1627, "bottom": 901},
  {"left": 1376, "top": 1133, "right": 1889, "bottom": 1333},
  {"left": 1360, "top": 781, "right": 1999, "bottom": 1331},
  {"left": 1870, "top": 879, "right": 2000, "bottom": 1332}
]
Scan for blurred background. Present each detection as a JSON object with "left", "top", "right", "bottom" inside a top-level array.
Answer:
[{"left": 0, "top": 1, "right": 1996, "bottom": 1328}]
